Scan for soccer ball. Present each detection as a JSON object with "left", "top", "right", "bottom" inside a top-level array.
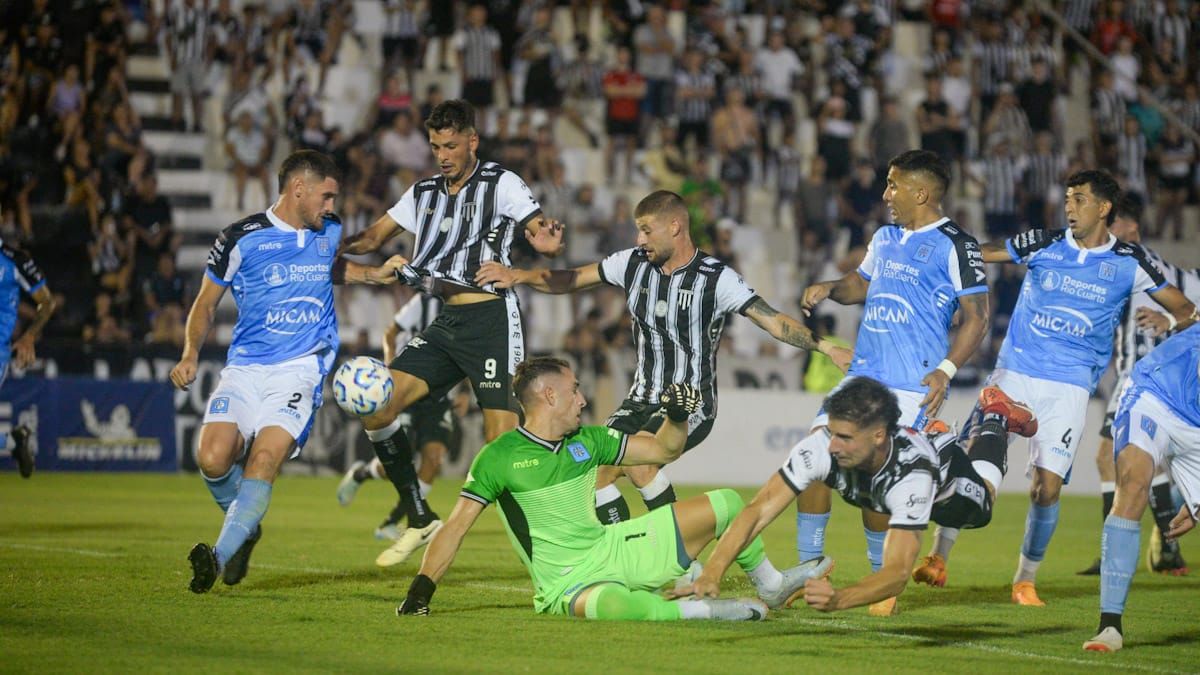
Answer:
[{"left": 333, "top": 356, "right": 394, "bottom": 416}]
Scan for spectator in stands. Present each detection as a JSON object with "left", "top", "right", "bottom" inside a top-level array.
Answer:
[
  {"left": 122, "top": 173, "right": 176, "bottom": 283},
  {"left": 515, "top": 6, "right": 561, "bottom": 122},
  {"left": 88, "top": 2, "right": 128, "bottom": 91},
  {"left": 371, "top": 72, "right": 414, "bottom": 133},
  {"left": 1016, "top": 58, "right": 1057, "bottom": 136},
  {"left": 1022, "top": 131, "right": 1066, "bottom": 231},
  {"left": 164, "top": 0, "right": 211, "bottom": 132},
  {"left": 775, "top": 127, "right": 803, "bottom": 230},
  {"left": 817, "top": 95, "right": 855, "bottom": 183},
  {"left": 1175, "top": 82, "right": 1200, "bottom": 138},
  {"left": 88, "top": 213, "right": 134, "bottom": 302},
  {"left": 971, "top": 136, "right": 1024, "bottom": 238},
  {"left": 426, "top": 0, "right": 455, "bottom": 72},
  {"left": 973, "top": 18, "right": 1012, "bottom": 121},
  {"left": 824, "top": 16, "right": 873, "bottom": 105},
  {"left": 1117, "top": 114, "right": 1148, "bottom": 202},
  {"left": 603, "top": 45, "right": 644, "bottom": 185},
  {"left": 674, "top": 49, "right": 716, "bottom": 160},
  {"left": 102, "top": 101, "right": 145, "bottom": 186},
  {"left": 532, "top": 123, "right": 561, "bottom": 184},
  {"left": 756, "top": 29, "right": 803, "bottom": 143},
  {"left": 284, "top": 75, "right": 319, "bottom": 143},
  {"left": 378, "top": 109, "right": 427, "bottom": 174},
  {"left": 983, "top": 83, "right": 1032, "bottom": 153},
  {"left": 1092, "top": 69, "right": 1125, "bottom": 167},
  {"left": 298, "top": 109, "right": 330, "bottom": 153},
  {"left": 838, "top": 158, "right": 882, "bottom": 249},
  {"left": 83, "top": 291, "right": 132, "bottom": 346},
  {"left": 1110, "top": 35, "right": 1140, "bottom": 101},
  {"left": 418, "top": 82, "right": 443, "bottom": 124},
  {"left": 224, "top": 111, "right": 272, "bottom": 211},
  {"left": 598, "top": 194, "right": 636, "bottom": 253},
  {"left": 1154, "top": 124, "right": 1194, "bottom": 241},
  {"left": 48, "top": 63, "right": 85, "bottom": 133},
  {"left": 795, "top": 154, "right": 834, "bottom": 244},
  {"left": 640, "top": 121, "right": 685, "bottom": 193},
  {"left": 142, "top": 251, "right": 186, "bottom": 321},
  {"left": 381, "top": 0, "right": 425, "bottom": 93},
  {"left": 633, "top": 4, "right": 676, "bottom": 133},
  {"left": 711, "top": 85, "right": 759, "bottom": 222},
  {"left": 916, "top": 75, "right": 961, "bottom": 165},
  {"left": 727, "top": 50, "right": 762, "bottom": 111},
  {"left": 454, "top": 4, "right": 502, "bottom": 133},
  {"left": 557, "top": 33, "right": 604, "bottom": 149},
  {"left": 223, "top": 69, "right": 276, "bottom": 138},
  {"left": 1091, "top": 0, "right": 1135, "bottom": 55},
  {"left": 63, "top": 136, "right": 103, "bottom": 233},
  {"left": 535, "top": 160, "right": 573, "bottom": 226},
  {"left": 924, "top": 27, "right": 957, "bottom": 75},
  {"left": 868, "top": 98, "right": 910, "bottom": 177}
]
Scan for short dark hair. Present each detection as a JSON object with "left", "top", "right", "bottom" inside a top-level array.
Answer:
[
  {"left": 424, "top": 99, "right": 476, "bottom": 134},
  {"left": 888, "top": 149, "right": 951, "bottom": 198},
  {"left": 1114, "top": 191, "right": 1143, "bottom": 223},
  {"left": 277, "top": 150, "right": 340, "bottom": 192},
  {"left": 823, "top": 377, "right": 901, "bottom": 436},
  {"left": 1065, "top": 169, "right": 1121, "bottom": 224},
  {"left": 634, "top": 190, "right": 688, "bottom": 221},
  {"left": 512, "top": 356, "right": 571, "bottom": 408}
]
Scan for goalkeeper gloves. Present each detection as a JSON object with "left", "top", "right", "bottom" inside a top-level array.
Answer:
[
  {"left": 660, "top": 383, "right": 701, "bottom": 422},
  {"left": 397, "top": 574, "right": 436, "bottom": 616}
]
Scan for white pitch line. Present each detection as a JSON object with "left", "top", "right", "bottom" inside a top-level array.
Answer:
[
  {"left": 464, "top": 581, "right": 531, "bottom": 594},
  {"left": 788, "top": 617, "right": 1186, "bottom": 675},
  {"left": 253, "top": 563, "right": 340, "bottom": 574},
  {"left": 0, "top": 542, "right": 125, "bottom": 558}
]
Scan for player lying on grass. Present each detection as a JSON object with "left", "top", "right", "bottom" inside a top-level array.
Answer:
[
  {"left": 1083, "top": 323, "right": 1200, "bottom": 653},
  {"left": 395, "top": 356, "right": 832, "bottom": 620},
  {"left": 672, "top": 377, "right": 1036, "bottom": 613}
]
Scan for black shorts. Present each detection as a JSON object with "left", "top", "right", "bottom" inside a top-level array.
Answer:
[
  {"left": 605, "top": 117, "right": 640, "bottom": 138},
  {"left": 462, "top": 79, "right": 494, "bottom": 107},
  {"left": 1160, "top": 174, "right": 1190, "bottom": 191},
  {"left": 930, "top": 449, "right": 993, "bottom": 530},
  {"left": 400, "top": 394, "right": 453, "bottom": 448},
  {"left": 605, "top": 398, "right": 714, "bottom": 452},
  {"left": 390, "top": 297, "right": 524, "bottom": 411},
  {"left": 383, "top": 36, "right": 421, "bottom": 62}
]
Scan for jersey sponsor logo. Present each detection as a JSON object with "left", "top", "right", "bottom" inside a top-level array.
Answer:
[
  {"left": 264, "top": 296, "right": 326, "bottom": 335},
  {"left": 285, "top": 263, "right": 331, "bottom": 282},
  {"left": 1029, "top": 304, "right": 1094, "bottom": 338},
  {"left": 906, "top": 493, "right": 929, "bottom": 508},
  {"left": 881, "top": 259, "right": 921, "bottom": 285},
  {"left": 316, "top": 236, "right": 331, "bottom": 257},
  {"left": 258, "top": 242, "right": 283, "bottom": 251},
  {"left": 407, "top": 336, "right": 427, "bottom": 349},
  {"left": 796, "top": 447, "right": 813, "bottom": 470},
  {"left": 512, "top": 457, "right": 540, "bottom": 469},
  {"left": 209, "top": 397, "right": 230, "bottom": 414},
  {"left": 862, "top": 293, "right": 914, "bottom": 333},
  {"left": 264, "top": 263, "right": 289, "bottom": 287},
  {"left": 1040, "top": 270, "right": 1108, "bottom": 303},
  {"left": 567, "top": 442, "right": 591, "bottom": 462},
  {"left": 914, "top": 244, "right": 933, "bottom": 262},
  {"left": 1140, "top": 415, "right": 1158, "bottom": 438},
  {"left": 699, "top": 265, "right": 717, "bottom": 273}
]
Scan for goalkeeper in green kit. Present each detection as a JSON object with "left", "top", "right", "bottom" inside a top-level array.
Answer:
[{"left": 397, "top": 356, "right": 833, "bottom": 620}]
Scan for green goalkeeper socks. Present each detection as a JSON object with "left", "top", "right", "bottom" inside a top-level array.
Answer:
[
  {"left": 584, "top": 584, "right": 683, "bottom": 621},
  {"left": 705, "top": 488, "right": 766, "bottom": 572}
]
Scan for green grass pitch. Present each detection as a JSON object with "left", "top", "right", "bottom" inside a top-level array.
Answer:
[{"left": 2, "top": 473, "right": 1198, "bottom": 674}]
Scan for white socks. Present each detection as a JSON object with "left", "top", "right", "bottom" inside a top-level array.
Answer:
[
  {"left": 364, "top": 417, "right": 403, "bottom": 442},
  {"left": 932, "top": 526, "right": 960, "bottom": 561},
  {"left": 1014, "top": 554, "right": 1041, "bottom": 584},
  {"left": 746, "top": 559, "right": 784, "bottom": 594},
  {"left": 595, "top": 483, "right": 622, "bottom": 507},
  {"left": 418, "top": 479, "right": 432, "bottom": 499},
  {"left": 636, "top": 471, "right": 672, "bottom": 501}
]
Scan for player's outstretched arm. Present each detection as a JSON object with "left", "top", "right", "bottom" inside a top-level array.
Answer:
[
  {"left": 338, "top": 213, "right": 401, "bottom": 256},
  {"left": 803, "top": 269, "right": 870, "bottom": 312},
  {"left": 804, "top": 528, "right": 921, "bottom": 611},
  {"left": 920, "top": 292, "right": 989, "bottom": 415},
  {"left": 474, "top": 261, "right": 603, "bottom": 294},
  {"left": 979, "top": 241, "right": 1016, "bottom": 263},
  {"left": 621, "top": 384, "right": 700, "bottom": 465},
  {"left": 744, "top": 297, "right": 853, "bottom": 372},
  {"left": 675, "top": 474, "right": 797, "bottom": 600},
  {"left": 334, "top": 254, "right": 409, "bottom": 286},
  {"left": 11, "top": 284, "right": 56, "bottom": 369},
  {"left": 382, "top": 322, "right": 401, "bottom": 364},
  {"left": 1146, "top": 285, "right": 1199, "bottom": 334},
  {"left": 170, "top": 276, "right": 227, "bottom": 391},
  {"left": 398, "top": 496, "right": 485, "bottom": 615}
]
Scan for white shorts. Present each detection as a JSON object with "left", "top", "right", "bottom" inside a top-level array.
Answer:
[
  {"left": 810, "top": 376, "right": 929, "bottom": 431},
  {"left": 984, "top": 369, "right": 1089, "bottom": 482},
  {"left": 203, "top": 354, "right": 326, "bottom": 458},
  {"left": 1114, "top": 388, "right": 1200, "bottom": 520}
]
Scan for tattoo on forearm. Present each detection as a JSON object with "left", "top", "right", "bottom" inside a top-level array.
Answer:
[
  {"left": 779, "top": 320, "right": 819, "bottom": 351},
  {"left": 749, "top": 297, "right": 779, "bottom": 318}
]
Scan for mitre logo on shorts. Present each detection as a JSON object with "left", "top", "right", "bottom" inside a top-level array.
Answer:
[
  {"left": 862, "top": 293, "right": 914, "bottom": 333},
  {"left": 264, "top": 296, "right": 325, "bottom": 334},
  {"left": 1029, "top": 305, "right": 1093, "bottom": 339}
]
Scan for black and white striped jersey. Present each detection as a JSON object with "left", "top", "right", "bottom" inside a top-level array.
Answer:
[
  {"left": 598, "top": 249, "right": 758, "bottom": 418},
  {"left": 383, "top": 0, "right": 423, "bottom": 38},
  {"left": 981, "top": 155, "right": 1022, "bottom": 215},
  {"left": 1112, "top": 247, "right": 1200, "bottom": 379},
  {"left": 454, "top": 25, "right": 502, "bottom": 80},
  {"left": 167, "top": 1, "right": 211, "bottom": 63},
  {"left": 1023, "top": 151, "right": 1065, "bottom": 200},
  {"left": 386, "top": 161, "right": 542, "bottom": 295},
  {"left": 779, "top": 427, "right": 962, "bottom": 530}
]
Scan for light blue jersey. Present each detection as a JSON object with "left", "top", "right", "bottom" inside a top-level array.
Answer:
[
  {"left": 1129, "top": 323, "right": 1200, "bottom": 427},
  {"left": 205, "top": 208, "right": 342, "bottom": 368},
  {"left": 998, "top": 229, "right": 1167, "bottom": 392},
  {"left": 852, "top": 218, "right": 987, "bottom": 393},
  {"left": 0, "top": 240, "right": 46, "bottom": 385}
]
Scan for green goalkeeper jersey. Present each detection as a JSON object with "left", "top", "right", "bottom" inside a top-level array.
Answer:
[{"left": 460, "top": 425, "right": 629, "bottom": 608}]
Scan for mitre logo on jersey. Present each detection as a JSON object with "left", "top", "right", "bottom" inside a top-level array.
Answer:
[
  {"left": 264, "top": 296, "right": 325, "bottom": 334},
  {"left": 1029, "top": 304, "right": 1094, "bottom": 338},
  {"left": 862, "top": 293, "right": 914, "bottom": 332}
]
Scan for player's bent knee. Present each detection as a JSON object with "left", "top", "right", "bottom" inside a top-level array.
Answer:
[{"left": 706, "top": 488, "right": 744, "bottom": 534}]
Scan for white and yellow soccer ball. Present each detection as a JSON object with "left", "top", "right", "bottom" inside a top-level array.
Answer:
[{"left": 333, "top": 356, "right": 394, "bottom": 416}]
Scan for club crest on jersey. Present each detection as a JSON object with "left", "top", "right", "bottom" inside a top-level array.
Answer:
[
  {"left": 209, "top": 397, "right": 230, "bottom": 414},
  {"left": 316, "top": 236, "right": 331, "bottom": 257},
  {"left": 462, "top": 202, "right": 478, "bottom": 221},
  {"left": 567, "top": 442, "right": 590, "bottom": 462},
  {"left": 264, "top": 263, "right": 289, "bottom": 287},
  {"left": 914, "top": 244, "right": 933, "bottom": 262},
  {"left": 677, "top": 289, "right": 693, "bottom": 310},
  {"left": 1099, "top": 262, "right": 1116, "bottom": 281}
]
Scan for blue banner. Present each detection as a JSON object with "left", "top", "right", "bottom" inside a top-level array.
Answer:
[{"left": 0, "top": 378, "right": 177, "bottom": 472}]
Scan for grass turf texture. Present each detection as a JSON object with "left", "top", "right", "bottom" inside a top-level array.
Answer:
[{"left": 2, "top": 474, "right": 1199, "bottom": 674}]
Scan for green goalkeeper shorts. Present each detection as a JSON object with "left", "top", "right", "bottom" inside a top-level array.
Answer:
[{"left": 540, "top": 506, "right": 689, "bottom": 616}]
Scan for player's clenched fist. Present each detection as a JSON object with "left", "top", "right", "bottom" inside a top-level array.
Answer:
[
  {"left": 170, "top": 356, "right": 198, "bottom": 391},
  {"left": 661, "top": 383, "right": 701, "bottom": 422}
]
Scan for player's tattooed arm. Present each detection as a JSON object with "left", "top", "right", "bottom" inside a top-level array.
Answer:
[
  {"left": 474, "top": 261, "right": 603, "bottom": 293},
  {"left": 745, "top": 298, "right": 854, "bottom": 370},
  {"left": 339, "top": 213, "right": 401, "bottom": 255}
]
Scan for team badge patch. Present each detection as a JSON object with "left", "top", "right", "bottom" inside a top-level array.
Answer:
[
  {"left": 915, "top": 244, "right": 933, "bottom": 262},
  {"left": 1099, "top": 262, "right": 1116, "bottom": 281},
  {"left": 316, "top": 236, "right": 331, "bottom": 256},
  {"left": 1140, "top": 415, "right": 1158, "bottom": 439},
  {"left": 567, "top": 442, "right": 590, "bottom": 462},
  {"left": 209, "top": 397, "right": 230, "bottom": 414}
]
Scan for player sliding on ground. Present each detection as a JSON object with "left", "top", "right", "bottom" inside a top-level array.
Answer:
[
  {"left": 672, "top": 377, "right": 1036, "bottom": 612},
  {"left": 395, "top": 356, "right": 832, "bottom": 620}
]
